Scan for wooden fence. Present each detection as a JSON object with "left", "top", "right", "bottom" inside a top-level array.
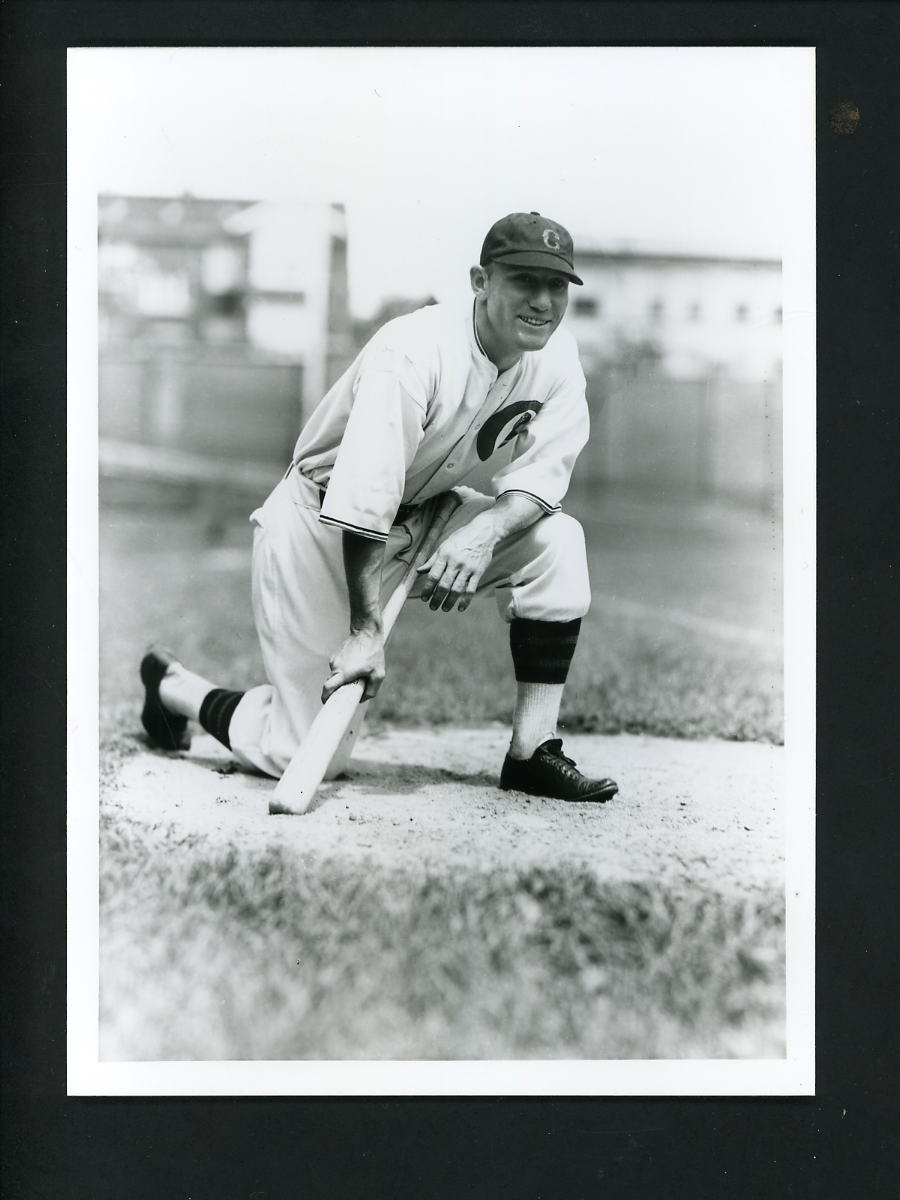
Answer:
[
  {"left": 99, "top": 348, "right": 781, "bottom": 512},
  {"left": 99, "top": 346, "right": 304, "bottom": 465},
  {"left": 571, "top": 369, "right": 782, "bottom": 510}
]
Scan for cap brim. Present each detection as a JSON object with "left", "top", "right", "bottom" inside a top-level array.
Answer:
[{"left": 486, "top": 250, "right": 583, "bottom": 285}]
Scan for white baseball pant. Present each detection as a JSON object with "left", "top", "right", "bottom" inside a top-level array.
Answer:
[{"left": 226, "top": 470, "right": 590, "bottom": 778}]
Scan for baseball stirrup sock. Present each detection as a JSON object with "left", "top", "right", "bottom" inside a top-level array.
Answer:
[
  {"left": 509, "top": 617, "right": 582, "bottom": 684},
  {"left": 198, "top": 688, "right": 245, "bottom": 750}
]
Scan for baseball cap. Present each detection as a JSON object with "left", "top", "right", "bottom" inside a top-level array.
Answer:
[{"left": 480, "top": 211, "right": 583, "bottom": 285}]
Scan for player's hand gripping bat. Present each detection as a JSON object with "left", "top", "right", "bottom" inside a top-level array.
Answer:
[{"left": 269, "top": 490, "right": 462, "bottom": 815}]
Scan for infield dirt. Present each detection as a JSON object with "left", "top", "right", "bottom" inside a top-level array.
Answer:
[{"left": 105, "top": 727, "right": 783, "bottom": 892}]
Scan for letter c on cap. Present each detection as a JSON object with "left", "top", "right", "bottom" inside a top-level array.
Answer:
[{"left": 542, "top": 228, "right": 561, "bottom": 250}]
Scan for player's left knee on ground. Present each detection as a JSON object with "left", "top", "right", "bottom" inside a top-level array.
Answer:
[{"left": 500, "top": 512, "right": 590, "bottom": 623}]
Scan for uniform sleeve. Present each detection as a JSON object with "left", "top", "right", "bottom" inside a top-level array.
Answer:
[
  {"left": 490, "top": 364, "right": 590, "bottom": 514},
  {"left": 319, "top": 345, "right": 427, "bottom": 541}
]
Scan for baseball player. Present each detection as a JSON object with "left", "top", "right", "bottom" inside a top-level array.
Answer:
[{"left": 141, "top": 212, "right": 618, "bottom": 802}]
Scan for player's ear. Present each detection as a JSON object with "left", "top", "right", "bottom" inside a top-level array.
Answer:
[{"left": 470, "top": 264, "right": 489, "bottom": 297}]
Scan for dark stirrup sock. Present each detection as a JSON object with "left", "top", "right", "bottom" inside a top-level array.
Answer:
[
  {"left": 198, "top": 688, "right": 245, "bottom": 750},
  {"left": 509, "top": 617, "right": 582, "bottom": 684}
]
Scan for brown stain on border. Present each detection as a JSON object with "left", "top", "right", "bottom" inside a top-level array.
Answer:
[{"left": 830, "top": 100, "right": 861, "bottom": 135}]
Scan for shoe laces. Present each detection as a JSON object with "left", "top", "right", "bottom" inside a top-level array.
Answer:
[{"left": 540, "top": 739, "right": 578, "bottom": 771}]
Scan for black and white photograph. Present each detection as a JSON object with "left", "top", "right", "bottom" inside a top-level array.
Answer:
[{"left": 67, "top": 45, "right": 815, "bottom": 1094}]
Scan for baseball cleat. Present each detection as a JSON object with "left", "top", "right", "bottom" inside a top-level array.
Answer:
[
  {"left": 500, "top": 738, "right": 618, "bottom": 802},
  {"left": 140, "top": 644, "right": 191, "bottom": 751}
]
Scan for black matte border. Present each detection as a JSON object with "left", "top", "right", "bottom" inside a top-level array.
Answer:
[{"left": 2, "top": 3, "right": 897, "bottom": 1198}]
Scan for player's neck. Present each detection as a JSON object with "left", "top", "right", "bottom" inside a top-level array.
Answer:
[{"left": 474, "top": 305, "right": 522, "bottom": 374}]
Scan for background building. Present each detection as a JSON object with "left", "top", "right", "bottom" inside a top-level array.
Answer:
[
  {"left": 341, "top": 247, "right": 784, "bottom": 511},
  {"left": 98, "top": 194, "right": 251, "bottom": 347},
  {"left": 556, "top": 242, "right": 783, "bottom": 511},
  {"left": 222, "top": 200, "right": 355, "bottom": 405},
  {"left": 98, "top": 197, "right": 783, "bottom": 514},
  {"left": 568, "top": 242, "right": 782, "bottom": 383},
  {"left": 98, "top": 194, "right": 354, "bottom": 488}
]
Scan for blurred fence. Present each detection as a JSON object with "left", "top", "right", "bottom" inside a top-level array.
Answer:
[
  {"left": 99, "top": 349, "right": 781, "bottom": 514},
  {"left": 572, "top": 370, "right": 782, "bottom": 510},
  {"left": 100, "top": 346, "right": 303, "bottom": 463}
]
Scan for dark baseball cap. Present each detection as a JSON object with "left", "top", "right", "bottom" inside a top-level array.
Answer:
[{"left": 480, "top": 211, "right": 583, "bottom": 285}]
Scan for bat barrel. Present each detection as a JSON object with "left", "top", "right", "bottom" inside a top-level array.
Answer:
[
  {"left": 269, "top": 680, "right": 365, "bottom": 814},
  {"left": 268, "top": 490, "right": 462, "bottom": 815}
]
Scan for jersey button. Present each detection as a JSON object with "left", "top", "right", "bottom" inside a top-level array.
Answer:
[{"left": 446, "top": 462, "right": 455, "bottom": 469}]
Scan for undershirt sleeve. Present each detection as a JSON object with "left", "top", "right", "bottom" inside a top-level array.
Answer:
[{"left": 319, "top": 348, "right": 427, "bottom": 541}]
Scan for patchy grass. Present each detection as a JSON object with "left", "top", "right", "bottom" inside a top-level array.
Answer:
[
  {"left": 97, "top": 486, "right": 784, "bottom": 1062},
  {"left": 100, "top": 484, "right": 782, "bottom": 745},
  {"left": 100, "top": 814, "right": 784, "bottom": 1061}
]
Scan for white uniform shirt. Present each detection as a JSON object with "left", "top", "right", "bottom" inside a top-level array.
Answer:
[{"left": 292, "top": 301, "right": 590, "bottom": 542}]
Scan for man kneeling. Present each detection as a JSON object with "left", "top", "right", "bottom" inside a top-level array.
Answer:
[{"left": 141, "top": 212, "right": 618, "bottom": 804}]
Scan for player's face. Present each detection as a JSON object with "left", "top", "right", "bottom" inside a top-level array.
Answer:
[{"left": 473, "top": 263, "right": 570, "bottom": 367}]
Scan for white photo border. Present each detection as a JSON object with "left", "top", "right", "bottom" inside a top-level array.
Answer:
[{"left": 67, "top": 44, "right": 816, "bottom": 1097}]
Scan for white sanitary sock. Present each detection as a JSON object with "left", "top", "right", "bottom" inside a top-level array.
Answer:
[
  {"left": 159, "top": 661, "right": 219, "bottom": 722},
  {"left": 508, "top": 682, "right": 564, "bottom": 760}
]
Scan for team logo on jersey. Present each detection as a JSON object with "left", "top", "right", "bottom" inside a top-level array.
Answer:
[
  {"left": 476, "top": 401, "right": 542, "bottom": 461},
  {"left": 542, "top": 228, "right": 561, "bottom": 250}
]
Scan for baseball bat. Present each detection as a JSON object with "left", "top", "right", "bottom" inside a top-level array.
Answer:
[{"left": 269, "top": 490, "right": 462, "bottom": 815}]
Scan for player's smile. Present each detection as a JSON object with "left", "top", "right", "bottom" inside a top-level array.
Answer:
[{"left": 472, "top": 262, "right": 570, "bottom": 371}]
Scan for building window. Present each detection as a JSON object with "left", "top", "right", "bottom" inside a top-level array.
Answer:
[
  {"left": 688, "top": 301, "right": 702, "bottom": 322},
  {"left": 159, "top": 200, "right": 185, "bottom": 227},
  {"left": 574, "top": 297, "right": 600, "bottom": 317},
  {"left": 735, "top": 303, "right": 749, "bottom": 322},
  {"left": 649, "top": 299, "right": 664, "bottom": 324},
  {"left": 203, "top": 243, "right": 243, "bottom": 294},
  {"left": 135, "top": 268, "right": 191, "bottom": 317},
  {"left": 207, "top": 289, "right": 243, "bottom": 318}
]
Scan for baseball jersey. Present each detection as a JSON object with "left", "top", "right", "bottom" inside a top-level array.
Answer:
[{"left": 291, "top": 301, "right": 590, "bottom": 542}]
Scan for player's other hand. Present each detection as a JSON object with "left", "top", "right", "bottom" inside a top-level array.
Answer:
[
  {"left": 416, "top": 521, "right": 495, "bottom": 613},
  {"left": 321, "top": 627, "right": 386, "bottom": 703}
]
